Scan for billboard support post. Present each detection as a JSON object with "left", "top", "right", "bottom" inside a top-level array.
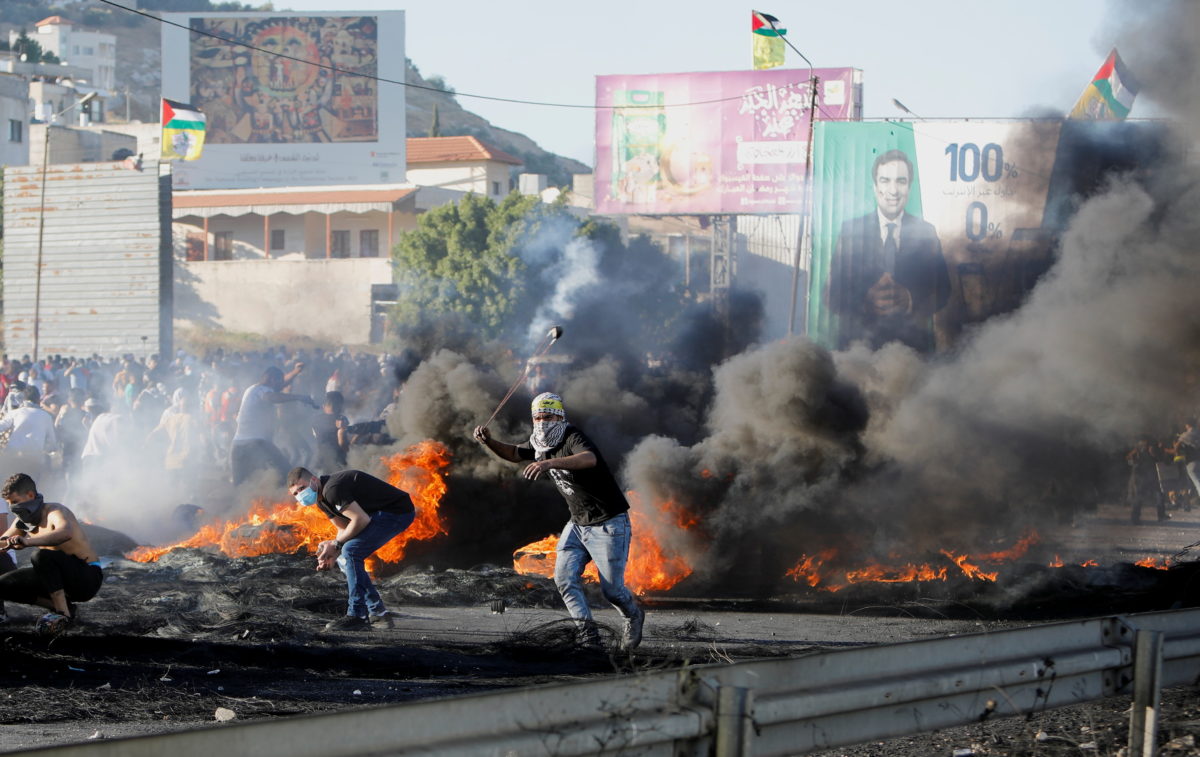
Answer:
[{"left": 787, "top": 76, "right": 819, "bottom": 336}]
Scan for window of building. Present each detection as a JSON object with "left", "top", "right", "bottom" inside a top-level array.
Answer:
[
  {"left": 330, "top": 230, "right": 350, "bottom": 258},
  {"left": 491, "top": 180, "right": 500, "bottom": 196},
  {"left": 359, "top": 229, "right": 379, "bottom": 258},
  {"left": 83, "top": 46, "right": 94, "bottom": 55},
  {"left": 8, "top": 119, "right": 22, "bottom": 143},
  {"left": 270, "top": 228, "right": 285, "bottom": 250},
  {"left": 213, "top": 231, "right": 233, "bottom": 260}
]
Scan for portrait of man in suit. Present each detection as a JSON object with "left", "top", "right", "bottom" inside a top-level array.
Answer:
[{"left": 827, "top": 148, "right": 951, "bottom": 353}]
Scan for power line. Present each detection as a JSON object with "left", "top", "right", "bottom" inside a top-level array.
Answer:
[{"left": 99, "top": 0, "right": 822, "bottom": 113}]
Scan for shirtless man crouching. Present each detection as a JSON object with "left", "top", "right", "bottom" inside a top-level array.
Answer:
[{"left": 0, "top": 473, "right": 103, "bottom": 635}]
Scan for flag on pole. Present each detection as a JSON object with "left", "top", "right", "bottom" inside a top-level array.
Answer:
[
  {"left": 1068, "top": 48, "right": 1140, "bottom": 120},
  {"left": 752, "top": 11, "right": 786, "bottom": 71},
  {"left": 161, "top": 98, "right": 207, "bottom": 161}
]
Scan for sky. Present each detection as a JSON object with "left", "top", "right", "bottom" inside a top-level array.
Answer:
[{"left": 273, "top": 0, "right": 1143, "bottom": 168}]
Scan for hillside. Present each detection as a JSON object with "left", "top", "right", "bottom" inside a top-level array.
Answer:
[{"left": 1, "top": 0, "right": 590, "bottom": 186}]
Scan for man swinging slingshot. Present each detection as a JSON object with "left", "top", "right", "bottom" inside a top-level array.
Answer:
[{"left": 472, "top": 333, "right": 645, "bottom": 651}]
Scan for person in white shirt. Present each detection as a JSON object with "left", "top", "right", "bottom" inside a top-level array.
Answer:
[
  {"left": 230, "top": 366, "right": 317, "bottom": 487},
  {"left": 80, "top": 399, "right": 131, "bottom": 459},
  {"left": 0, "top": 389, "right": 59, "bottom": 489}
]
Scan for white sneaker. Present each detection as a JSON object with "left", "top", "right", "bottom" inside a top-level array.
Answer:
[{"left": 621, "top": 606, "right": 645, "bottom": 651}]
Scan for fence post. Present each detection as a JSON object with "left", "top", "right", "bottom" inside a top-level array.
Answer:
[
  {"left": 715, "top": 685, "right": 754, "bottom": 757},
  {"left": 1128, "top": 629, "right": 1164, "bottom": 757}
]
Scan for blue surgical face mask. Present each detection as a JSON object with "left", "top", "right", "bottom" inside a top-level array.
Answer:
[{"left": 294, "top": 486, "right": 318, "bottom": 506}]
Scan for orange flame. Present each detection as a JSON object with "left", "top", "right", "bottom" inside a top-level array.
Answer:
[
  {"left": 126, "top": 441, "right": 451, "bottom": 564},
  {"left": 940, "top": 550, "right": 998, "bottom": 582},
  {"left": 1049, "top": 555, "right": 1064, "bottom": 567},
  {"left": 371, "top": 440, "right": 451, "bottom": 565},
  {"left": 786, "top": 542, "right": 1016, "bottom": 591},
  {"left": 1134, "top": 557, "right": 1171, "bottom": 570},
  {"left": 847, "top": 562, "right": 948, "bottom": 584},
  {"left": 975, "top": 530, "right": 1040, "bottom": 563},
  {"left": 512, "top": 496, "right": 694, "bottom": 594},
  {"left": 784, "top": 549, "right": 839, "bottom": 589}
]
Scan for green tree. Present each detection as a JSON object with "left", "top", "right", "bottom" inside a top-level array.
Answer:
[
  {"left": 390, "top": 193, "right": 689, "bottom": 354},
  {"left": 11, "top": 30, "right": 51, "bottom": 64},
  {"left": 391, "top": 192, "right": 539, "bottom": 339}
]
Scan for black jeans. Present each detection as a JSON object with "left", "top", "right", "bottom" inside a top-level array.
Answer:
[
  {"left": 0, "top": 549, "right": 14, "bottom": 614},
  {"left": 0, "top": 549, "right": 103, "bottom": 608},
  {"left": 230, "top": 439, "right": 290, "bottom": 486}
]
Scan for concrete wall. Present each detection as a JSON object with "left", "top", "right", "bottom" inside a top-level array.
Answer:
[
  {"left": 174, "top": 255, "right": 393, "bottom": 344},
  {"left": 78, "top": 122, "right": 161, "bottom": 160},
  {"left": 30, "top": 123, "right": 135, "bottom": 164}
]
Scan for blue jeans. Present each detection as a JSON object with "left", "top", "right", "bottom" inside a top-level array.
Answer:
[
  {"left": 336, "top": 509, "right": 415, "bottom": 618},
  {"left": 554, "top": 513, "right": 638, "bottom": 622}
]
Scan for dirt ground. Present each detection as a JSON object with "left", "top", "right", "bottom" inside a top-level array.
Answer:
[{"left": 0, "top": 499, "right": 1197, "bottom": 755}]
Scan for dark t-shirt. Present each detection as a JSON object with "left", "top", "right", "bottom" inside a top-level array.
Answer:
[
  {"left": 312, "top": 412, "right": 349, "bottom": 466},
  {"left": 517, "top": 425, "right": 629, "bottom": 526},
  {"left": 318, "top": 469, "right": 414, "bottom": 520}
]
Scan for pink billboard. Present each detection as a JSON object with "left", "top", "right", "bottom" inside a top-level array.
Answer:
[{"left": 595, "top": 68, "right": 862, "bottom": 215}]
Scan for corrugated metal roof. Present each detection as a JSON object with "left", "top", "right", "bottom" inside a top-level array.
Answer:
[
  {"left": 172, "top": 187, "right": 416, "bottom": 218},
  {"left": 406, "top": 136, "right": 523, "bottom": 166},
  {"left": 2, "top": 160, "right": 171, "bottom": 357}
]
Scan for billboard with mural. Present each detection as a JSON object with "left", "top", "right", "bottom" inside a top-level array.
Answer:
[
  {"left": 162, "top": 11, "right": 404, "bottom": 189},
  {"left": 806, "top": 120, "right": 1166, "bottom": 353},
  {"left": 594, "top": 68, "right": 862, "bottom": 215}
]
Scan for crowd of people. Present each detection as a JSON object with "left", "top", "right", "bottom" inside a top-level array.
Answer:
[
  {"left": 0, "top": 351, "right": 647, "bottom": 651},
  {"left": 0, "top": 346, "right": 415, "bottom": 634},
  {"left": 0, "top": 347, "right": 410, "bottom": 510},
  {"left": 1125, "top": 420, "right": 1200, "bottom": 525}
]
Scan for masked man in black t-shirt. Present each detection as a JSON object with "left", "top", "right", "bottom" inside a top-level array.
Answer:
[
  {"left": 286, "top": 467, "right": 416, "bottom": 631},
  {"left": 473, "top": 392, "right": 645, "bottom": 651}
]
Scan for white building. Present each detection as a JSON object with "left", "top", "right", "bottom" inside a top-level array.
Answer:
[
  {"left": 20, "top": 15, "right": 116, "bottom": 92},
  {"left": 0, "top": 73, "right": 30, "bottom": 167},
  {"left": 170, "top": 136, "right": 525, "bottom": 344},
  {"left": 405, "top": 136, "right": 522, "bottom": 199}
]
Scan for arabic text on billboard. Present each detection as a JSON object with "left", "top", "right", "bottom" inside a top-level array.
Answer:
[{"left": 594, "top": 68, "right": 862, "bottom": 215}]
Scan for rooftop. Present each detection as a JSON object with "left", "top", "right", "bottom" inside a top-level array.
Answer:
[{"left": 406, "top": 136, "right": 522, "bottom": 166}]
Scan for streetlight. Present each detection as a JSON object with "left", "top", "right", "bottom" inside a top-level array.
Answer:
[{"left": 32, "top": 90, "right": 97, "bottom": 362}]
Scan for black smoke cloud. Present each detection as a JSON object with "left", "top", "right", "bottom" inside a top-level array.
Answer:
[
  {"left": 616, "top": 3, "right": 1200, "bottom": 592},
  {"left": 383, "top": 2, "right": 1200, "bottom": 581},
  {"left": 381, "top": 216, "right": 763, "bottom": 565}
]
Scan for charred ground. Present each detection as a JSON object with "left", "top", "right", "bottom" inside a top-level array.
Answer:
[{"left": 3, "top": 498, "right": 1199, "bottom": 755}]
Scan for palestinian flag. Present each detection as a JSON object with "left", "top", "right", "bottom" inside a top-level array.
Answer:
[
  {"left": 161, "top": 98, "right": 207, "bottom": 161},
  {"left": 1068, "top": 48, "right": 1140, "bottom": 120},
  {"left": 752, "top": 11, "right": 786, "bottom": 71}
]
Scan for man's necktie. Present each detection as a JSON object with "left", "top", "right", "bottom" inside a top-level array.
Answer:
[{"left": 883, "top": 222, "right": 898, "bottom": 274}]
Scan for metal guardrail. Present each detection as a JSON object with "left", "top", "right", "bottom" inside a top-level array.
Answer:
[{"left": 17, "top": 608, "right": 1200, "bottom": 757}]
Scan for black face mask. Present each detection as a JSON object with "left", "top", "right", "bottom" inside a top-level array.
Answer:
[{"left": 11, "top": 495, "right": 45, "bottom": 531}]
